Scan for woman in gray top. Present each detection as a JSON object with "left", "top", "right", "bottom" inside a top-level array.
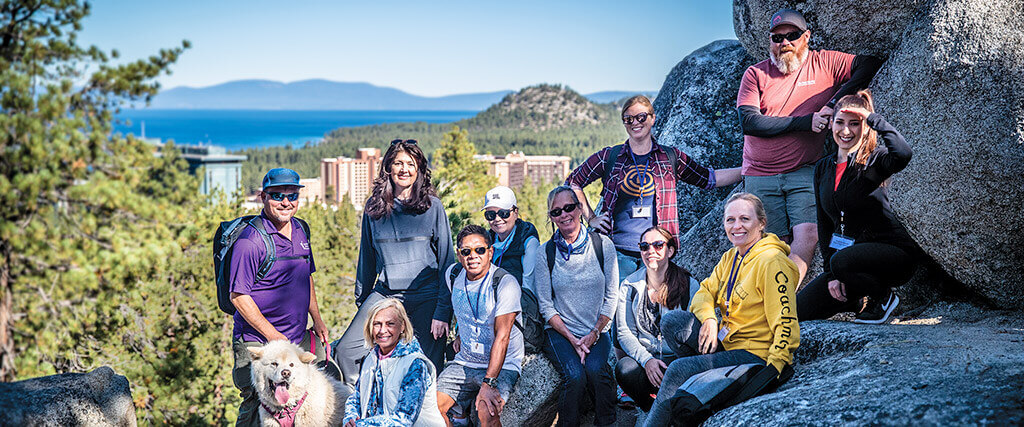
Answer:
[
  {"left": 333, "top": 139, "right": 456, "bottom": 400},
  {"left": 615, "top": 226, "right": 699, "bottom": 411},
  {"left": 535, "top": 185, "right": 619, "bottom": 426}
]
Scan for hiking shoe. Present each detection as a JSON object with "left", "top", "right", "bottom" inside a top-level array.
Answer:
[
  {"left": 853, "top": 291, "right": 899, "bottom": 324},
  {"left": 617, "top": 389, "right": 636, "bottom": 410}
]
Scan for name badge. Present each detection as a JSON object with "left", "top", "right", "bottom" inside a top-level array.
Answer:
[
  {"left": 717, "top": 326, "right": 730, "bottom": 342},
  {"left": 829, "top": 233, "right": 855, "bottom": 250},
  {"left": 631, "top": 205, "right": 652, "bottom": 218},
  {"left": 470, "top": 342, "right": 486, "bottom": 354}
]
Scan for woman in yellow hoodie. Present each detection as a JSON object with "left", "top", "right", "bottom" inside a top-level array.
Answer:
[{"left": 643, "top": 192, "right": 799, "bottom": 426}]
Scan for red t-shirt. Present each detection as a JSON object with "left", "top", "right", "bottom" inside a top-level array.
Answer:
[
  {"left": 737, "top": 50, "right": 856, "bottom": 176},
  {"left": 835, "top": 161, "right": 848, "bottom": 191}
]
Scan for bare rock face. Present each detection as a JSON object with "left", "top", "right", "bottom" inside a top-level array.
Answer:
[
  {"left": 871, "top": 0, "right": 1024, "bottom": 308},
  {"left": 0, "top": 366, "right": 136, "bottom": 426},
  {"left": 652, "top": 39, "right": 756, "bottom": 233},
  {"left": 732, "top": 0, "right": 928, "bottom": 59},
  {"left": 500, "top": 354, "right": 563, "bottom": 426}
]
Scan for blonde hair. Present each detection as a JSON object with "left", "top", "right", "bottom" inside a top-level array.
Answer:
[
  {"left": 362, "top": 298, "right": 415, "bottom": 348},
  {"left": 834, "top": 89, "right": 879, "bottom": 167},
  {"left": 725, "top": 192, "right": 768, "bottom": 235}
]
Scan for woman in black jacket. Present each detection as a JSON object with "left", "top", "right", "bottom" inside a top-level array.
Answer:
[{"left": 796, "top": 89, "right": 917, "bottom": 324}]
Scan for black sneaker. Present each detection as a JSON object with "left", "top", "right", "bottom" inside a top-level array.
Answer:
[{"left": 853, "top": 291, "right": 899, "bottom": 324}]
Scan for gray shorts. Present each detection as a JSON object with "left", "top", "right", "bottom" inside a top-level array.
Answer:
[
  {"left": 436, "top": 364, "right": 519, "bottom": 416},
  {"left": 743, "top": 165, "right": 817, "bottom": 236}
]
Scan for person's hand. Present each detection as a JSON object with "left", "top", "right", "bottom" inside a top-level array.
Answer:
[
  {"left": 828, "top": 279, "right": 848, "bottom": 302},
  {"left": 579, "top": 329, "right": 599, "bottom": 350},
  {"left": 811, "top": 111, "right": 831, "bottom": 133},
  {"left": 313, "top": 318, "right": 329, "bottom": 348},
  {"left": 839, "top": 106, "right": 871, "bottom": 120},
  {"left": 452, "top": 335, "right": 461, "bottom": 354},
  {"left": 266, "top": 331, "right": 288, "bottom": 342},
  {"left": 431, "top": 320, "right": 449, "bottom": 340},
  {"left": 344, "top": 418, "right": 357, "bottom": 427},
  {"left": 698, "top": 318, "right": 719, "bottom": 354},
  {"left": 570, "top": 335, "right": 589, "bottom": 363},
  {"left": 476, "top": 382, "right": 506, "bottom": 418},
  {"left": 589, "top": 213, "right": 612, "bottom": 234},
  {"left": 818, "top": 105, "right": 835, "bottom": 118},
  {"left": 644, "top": 358, "right": 668, "bottom": 387}
]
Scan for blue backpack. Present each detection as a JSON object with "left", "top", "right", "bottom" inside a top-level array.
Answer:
[{"left": 213, "top": 215, "right": 310, "bottom": 315}]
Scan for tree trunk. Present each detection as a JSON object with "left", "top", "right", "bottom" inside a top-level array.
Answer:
[{"left": 0, "top": 242, "right": 14, "bottom": 381}]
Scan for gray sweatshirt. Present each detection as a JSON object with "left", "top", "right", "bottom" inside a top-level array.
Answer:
[
  {"left": 617, "top": 267, "right": 700, "bottom": 367},
  {"left": 535, "top": 231, "right": 619, "bottom": 337}
]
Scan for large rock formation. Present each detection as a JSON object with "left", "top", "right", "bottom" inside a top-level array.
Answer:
[
  {"left": 501, "top": 354, "right": 562, "bottom": 426},
  {"left": 0, "top": 366, "right": 136, "bottom": 426},
  {"left": 704, "top": 306, "right": 1024, "bottom": 425},
  {"left": 652, "top": 40, "right": 756, "bottom": 232},
  {"left": 732, "top": 0, "right": 928, "bottom": 59},
  {"left": 871, "top": 0, "right": 1024, "bottom": 308}
]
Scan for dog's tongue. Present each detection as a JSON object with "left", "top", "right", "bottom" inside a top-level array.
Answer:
[{"left": 274, "top": 384, "right": 290, "bottom": 405}]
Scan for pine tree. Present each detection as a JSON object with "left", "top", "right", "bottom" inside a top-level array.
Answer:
[{"left": 431, "top": 126, "right": 497, "bottom": 235}]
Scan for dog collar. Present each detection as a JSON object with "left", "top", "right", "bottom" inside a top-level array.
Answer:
[{"left": 261, "top": 392, "right": 307, "bottom": 427}]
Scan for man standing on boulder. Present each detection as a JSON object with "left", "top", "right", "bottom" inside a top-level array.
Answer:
[
  {"left": 228, "top": 168, "right": 329, "bottom": 426},
  {"left": 737, "top": 9, "right": 882, "bottom": 283}
]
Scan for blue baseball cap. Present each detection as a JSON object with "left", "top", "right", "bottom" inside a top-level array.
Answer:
[{"left": 261, "top": 168, "right": 304, "bottom": 190}]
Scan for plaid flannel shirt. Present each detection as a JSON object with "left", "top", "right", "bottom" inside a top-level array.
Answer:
[{"left": 565, "top": 140, "right": 716, "bottom": 238}]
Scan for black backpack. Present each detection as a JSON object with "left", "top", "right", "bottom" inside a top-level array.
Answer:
[
  {"left": 544, "top": 229, "right": 606, "bottom": 275},
  {"left": 213, "top": 215, "right": 311, "bottom": 315}
]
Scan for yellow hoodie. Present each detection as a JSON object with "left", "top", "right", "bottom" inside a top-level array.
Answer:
[{"left": 689, "top": 233, "right": 800, "bottom": 372}]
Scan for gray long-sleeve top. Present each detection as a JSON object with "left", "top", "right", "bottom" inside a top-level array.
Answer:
[
  {"left": 535, "top": 232, "right": 619, "bottom": 337},
  {"left": 355, "top": 196, "right": 456, "bottom": 321}
]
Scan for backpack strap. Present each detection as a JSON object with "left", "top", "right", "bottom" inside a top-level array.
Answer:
[
  {"left": 589, "top": 230, "right": 605, "bottom": 273},
  {"left": 545, "top": 240, "right": 556, "bottom": 275},
  {"left": 446, "top": 264, "right": 462, "bottom": 292},
  {"left": 489, "top": 267, "right": 524, "bottom": 333},
  {"left": 248, "top": 217, "right": 277, "bottom": 282},
  {"left": 601, "top": 144, "right": 624, "bottom": 189},
  {"left": 664, "top": 145, "right": 679, "bottom": 179}
]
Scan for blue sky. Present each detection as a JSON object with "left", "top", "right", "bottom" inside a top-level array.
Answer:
[{"left": 80, "top": 1, "right": 735, "bottom": 97}]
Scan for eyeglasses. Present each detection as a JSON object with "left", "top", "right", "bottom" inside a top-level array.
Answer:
[
  {"left": 622, "top": 112, "right": 652, "bottom": 126},
  {"left": 770, "top": 31, "right": 804, "bottom": 44},
  {"left": 548, "top": 203, "right": 578, "bottom": 218},
  {"left": 459, "top": 247, "right": 488, "bottom": 256},
  {"left": 391, "top": 139, "right": 418, "bottom": 145},
  {"left": 638, "top": 240, "right": 667, "bottom": 252},
  {"left": 267, "top": 192, "right": 300, "bottom": 202},
  {"left": 484, "top": 209, "right": 513, "bottom": 221}
]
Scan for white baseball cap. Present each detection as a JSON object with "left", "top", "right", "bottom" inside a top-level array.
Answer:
[{"left": 483, "top": 186, "right": 517, "bottom": 210}]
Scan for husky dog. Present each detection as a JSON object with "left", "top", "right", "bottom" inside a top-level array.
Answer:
[{"left": 249, "top": 341, "right": 345, "bottom": 427}]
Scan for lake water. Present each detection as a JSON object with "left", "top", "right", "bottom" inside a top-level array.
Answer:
[{"left": 113, "top": 109, "right": 477, "bottom": 150}]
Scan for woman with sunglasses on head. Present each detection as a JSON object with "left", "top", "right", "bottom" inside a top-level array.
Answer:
[
  {"left": 614, "top": 226, "right": 699, "bottom": 412},
  {"left": 534, "top": 185, "right": 619, "bottom": 427},
  {"left": 796, "top": 89, "right": 917, "bottom": 324},
  {"left": 334, "top": 139, "right": 456, "bottom": 402},
  {"left": 566, "top": 95, "right": 742, "bottom": 283},
  {"left": 643, "top": 192, "right": 800, "bottom": 426}
]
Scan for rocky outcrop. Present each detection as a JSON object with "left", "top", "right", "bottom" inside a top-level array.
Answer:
[
  {"left": 704, "top": 305, "right": 1024, "bottom": 425},
  {"left": 652, "top": 40, "right": 756, "bottom": 232},
  {"left": 0, "top": 366, "right": 136, "bottom": 426},
  {"left": 501, "top": 354, "right": 562, "bottom": 426},
  {"left": 871, "top": 0, "right": 1024, "bottom": 309},
  {"left": 731, "top": 0, "right": 928, "bottom": 59}
]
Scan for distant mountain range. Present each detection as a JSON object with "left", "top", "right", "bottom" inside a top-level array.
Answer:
[{"left": 148, "top": 79, "right": 655, "bottom": 110}]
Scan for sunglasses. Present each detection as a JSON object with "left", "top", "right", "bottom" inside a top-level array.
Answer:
[
  {"left": 459, "top": 247, "right": 488, "bottom": 256},
  {"left": 267, "top": 192, "right": 300, "bottom": 202},
  {"left": 770, "top": 31, "right": 804, "bottom": 44},
  {"left": 622, "top": 112, "right": 652, "bottom": 126},
  {"left": 548, "top": 203, "right": 578, "bottom": 218},
  {"left": 638, "top": 240, "right": 667, "bottom": 252},
  {"left": 391, "top": 139, "right": 418, "bottom": 145},
  {"left": 484, "top": 209, "right": 513, "bottom": 221}
]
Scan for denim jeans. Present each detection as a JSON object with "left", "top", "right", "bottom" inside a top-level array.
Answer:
[
  {"left": 543, "top": 330, "right": 616, "bottom": 426},
  {"left": 642, "top": 311, "right": 765, "bottom": 427}
]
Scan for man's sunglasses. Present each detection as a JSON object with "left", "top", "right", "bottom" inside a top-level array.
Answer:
[
  {"left": 459, "top": 247, "right": 488, "bottom": 256},
  {"left": 484, "top": 209, "right": 513, "bottom": 221},
  {"left": 391, "top": 139, "right": 418, "bottom": 145},
  {"left": 638, "top": 240, "right": 667, "bottom": 252},
  {"left": 548, "top": 203, "right": 578, "bottom": 218},
  {"left": 267, "top": 192, "right": 300, "bottom": 202},
  {"left": 622, "top": 112, "right": 652, "bottom": 126},
  {"left": 770, "top": 31, "right": 804, "bottom": 44}
]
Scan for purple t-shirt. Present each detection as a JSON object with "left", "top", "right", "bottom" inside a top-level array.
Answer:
[{"left": 230, "top": 214, "right": 316, "bottom": 344}]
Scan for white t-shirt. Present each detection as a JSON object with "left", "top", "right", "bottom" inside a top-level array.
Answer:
[{"left": 447, "top": 264, "right": 524, "bottom": 373}]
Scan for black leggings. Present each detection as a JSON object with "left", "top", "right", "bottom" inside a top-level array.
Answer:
[{"left": 797, "top": 242, "right": 915, "bottom": 321}]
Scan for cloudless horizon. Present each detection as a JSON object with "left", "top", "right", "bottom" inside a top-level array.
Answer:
[{"left": 80, "top": 1, "right": 736, "bottom": 97}]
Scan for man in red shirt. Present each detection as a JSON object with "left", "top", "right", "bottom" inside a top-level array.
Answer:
[{"left": 737, "top": 9, "right": 882, "bottom": 282}]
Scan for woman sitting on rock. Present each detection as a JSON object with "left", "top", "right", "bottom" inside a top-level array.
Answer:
[
  {"left": 343, "top": 298, "right": 444, "bottom": 426},
  {"left": 535, "top": 185, "right": 619, "bottom": 427},
  {"left": 796, "top": 89, "right": 917, "bottom": 324},
  {"left": 614, "top": 226, "right": 699, "bottom": 412},
  {"left": 643, "top": 192, "right": 800, "bottom": 426}
]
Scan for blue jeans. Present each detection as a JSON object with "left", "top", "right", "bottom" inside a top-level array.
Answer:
[
  {"left": 643, "top": 311, "right": 765, "bottom": 427},
  {"left": 615, "top": 250, "right": 643, "bottom": 284},
  {"left": 543, "top": 330, "right": 616, "bottom": 426}
]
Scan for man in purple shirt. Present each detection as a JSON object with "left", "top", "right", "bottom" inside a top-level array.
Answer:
[{"left": 229, "top": 168, "right": 329, "bottom": 427}]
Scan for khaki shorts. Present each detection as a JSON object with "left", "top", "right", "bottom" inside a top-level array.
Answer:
[{"left": 743, "top": 165, "right": 817, "bottom": 237}]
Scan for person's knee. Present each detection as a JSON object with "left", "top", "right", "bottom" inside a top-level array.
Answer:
[
  {"left": 791, "top": 223, "right": 817, "bottom": 245},
  {"left": 437, "top": 391, "right": 455, "bottom": 413},
  {"left": 661, "top": 310, "right": 697, "bottom": 332}
]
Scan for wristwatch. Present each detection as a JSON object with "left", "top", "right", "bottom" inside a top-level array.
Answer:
[{"left": 482, "top": 377, "right": 499, "bottom": 388}]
